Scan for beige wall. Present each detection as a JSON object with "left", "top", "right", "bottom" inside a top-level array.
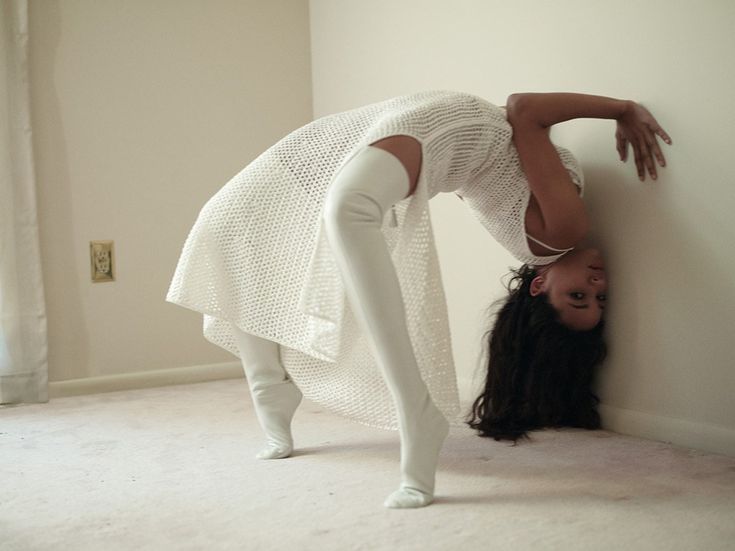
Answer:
[
  {"left": 30, "top": 0, "right": 313, "bottom": 381},
  {"left": 27, "top": 0, "right": 734, "bottom": 454},
  {"left": 310, "top": 0, "right": 735, "bottom": 454}
]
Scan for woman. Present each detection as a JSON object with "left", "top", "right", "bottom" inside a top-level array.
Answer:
[
  {"left": 467, "top": 93, "right": 670, "bottom": 444},
  {"left": 167, "top": 91, "right": 670, "bottom": 509}
]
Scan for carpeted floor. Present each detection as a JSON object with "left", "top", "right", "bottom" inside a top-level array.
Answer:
[{"left": 2, "top": 379, "right": 734, "bottom": 551}]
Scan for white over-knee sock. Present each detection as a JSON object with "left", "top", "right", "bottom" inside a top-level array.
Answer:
[
  {"left": 323, "top": 146, "right": 449, "bottom": 508},
  {"left": 232, "top": 326, "right": 302, "bottom": 459}
]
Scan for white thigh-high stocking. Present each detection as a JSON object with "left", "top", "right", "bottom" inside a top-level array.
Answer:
[
  {"left": 322, "top": 146, "right": 449, "bottom": 508},
  {"left": 232, "top": 326, "right": 302, "bottom": 459}
]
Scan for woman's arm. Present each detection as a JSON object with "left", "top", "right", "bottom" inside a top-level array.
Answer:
[
  {"left": 506, "top": 92, "right": 671, "bottom": 248},
  {"left": 508, "top": 92, "right": 671, "bottom": 180},
  {"left": 507, "top": 92, "right": 628, "bottom": 127}
]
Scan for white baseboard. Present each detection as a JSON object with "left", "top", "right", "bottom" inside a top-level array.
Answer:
[
  {"left": 458, "top": 376, "right": 734, "bottom": 456},
  {"left": 49, "top": 361, "right": 243, "bottom": 399},
  {"left": 598, "top": 403, "right": 735, "bottom": 457}
]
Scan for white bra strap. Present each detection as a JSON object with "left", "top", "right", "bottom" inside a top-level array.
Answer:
[{"left": 525, "top": 233, "right": 575, "bottom": 253}]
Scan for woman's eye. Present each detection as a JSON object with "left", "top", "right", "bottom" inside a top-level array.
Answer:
[
  {"left": 597, "top": 294, "right": 607, "bottom": 302},
  {"left": 570, "top": 292, "right": 585, "bottom": 300}
]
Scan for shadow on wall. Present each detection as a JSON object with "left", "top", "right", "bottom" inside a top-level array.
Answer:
[
  {"left": 583, "top": 164, "right": 734, "bottom": 417},
  {"left": 30, "top": 0, "right": 91, "bottom": 379}
]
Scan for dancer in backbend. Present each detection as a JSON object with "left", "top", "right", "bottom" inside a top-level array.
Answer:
[{"left": 167, "top": 91, "right": 671, "bottom": 508}]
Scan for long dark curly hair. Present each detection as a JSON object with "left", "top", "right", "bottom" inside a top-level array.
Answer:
[{"left": 467, "top": 264, "right": 607, "bottom": 443}]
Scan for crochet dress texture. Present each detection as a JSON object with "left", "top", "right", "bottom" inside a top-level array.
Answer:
[{"left": 166, "top": 91, "right": 584, "bottom": 429}]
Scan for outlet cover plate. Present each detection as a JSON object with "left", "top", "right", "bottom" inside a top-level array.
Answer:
[{"left": 90, "top": 240, "right": 114, "bottom": 282}]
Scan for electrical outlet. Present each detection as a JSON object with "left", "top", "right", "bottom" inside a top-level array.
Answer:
[{"left": 90, "top": 240, "right": 114, "bottom": 282}]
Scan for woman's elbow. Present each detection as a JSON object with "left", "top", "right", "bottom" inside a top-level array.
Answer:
[{"left": 505, "top": 93, "right": 533, "bottom": 125}]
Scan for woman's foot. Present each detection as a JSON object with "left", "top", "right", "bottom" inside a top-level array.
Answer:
[
  {"left": 384, "top": 487, "right": 434, "bottom": 508},
  {"left": 384, "top": 396, "right": 450, "bottom": 508},
  {"left": 250, "top": 378, "right": 302, "bottom": 460},
  {"left": 256, "top": 443, "right": 294, "bottom": 460}
]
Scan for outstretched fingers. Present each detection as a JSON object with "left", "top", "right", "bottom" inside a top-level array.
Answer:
[
  {"left": 642, "top": 130, "right": 659, "bottom": 180},
  {"left": 651, "top": 123, "right": 672, "bottom": 168},
  {"left": 637, "top": 122, "right": 673, "bottom": 181},
  {"left": 619, "top": 102, "right": 673, "bottom": 182},
  {"left": 616, "top": 133, "right": 629, "bottom": 162},
  {"left": 632, "top": 140, "right": 646, "bottom": 181},
  {"left": 656, "top": 125, "right": 673, "bottom": 146}
]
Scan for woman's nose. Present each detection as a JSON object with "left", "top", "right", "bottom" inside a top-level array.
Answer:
[{"left": 589, "top": 273, "right": 605, "bottom": 285}]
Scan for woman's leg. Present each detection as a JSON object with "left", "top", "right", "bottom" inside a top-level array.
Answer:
[
  {"left": 232, "top": 325, "right": 302, "bottom": 459},
  {"left": 322, "top": 146, "right": 449, "bottom": 509}
]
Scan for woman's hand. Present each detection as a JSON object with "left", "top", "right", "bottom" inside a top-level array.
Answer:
[{"left": 615, "top": 102, "right": 672, "bottom": 181}]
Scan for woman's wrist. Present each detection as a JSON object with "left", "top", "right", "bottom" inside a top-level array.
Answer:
[{"left": 616, "top": 99, "right": 636, "bottom": 121}]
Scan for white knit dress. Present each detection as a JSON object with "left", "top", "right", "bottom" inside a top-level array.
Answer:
[{"left": 166, "top": 90, "right": 584, "bottom": 430}]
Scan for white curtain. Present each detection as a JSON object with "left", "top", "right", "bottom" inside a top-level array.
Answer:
[{"left": 0, "top": 0, "right": 48, "bottom": 404}]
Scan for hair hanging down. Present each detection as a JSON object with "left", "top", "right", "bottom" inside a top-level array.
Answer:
[{"left": 467, "top": 264, "right": 607, "bottom": 443}]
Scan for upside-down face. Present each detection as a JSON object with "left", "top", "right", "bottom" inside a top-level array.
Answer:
[{"left": 530, "top": 248, "right": 608, "bottom": 331}]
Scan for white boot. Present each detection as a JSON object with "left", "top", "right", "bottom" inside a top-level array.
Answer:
[
  {"left": 322, "top": 146, "right": 449, "bottom": 508},
  {"left": 232, "top": 326, "right": 302, "bottom": 459}
]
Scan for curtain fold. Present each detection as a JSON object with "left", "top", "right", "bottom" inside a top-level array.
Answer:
[{"left": 0, "top": 0, "right": 49, "bottom": 404}]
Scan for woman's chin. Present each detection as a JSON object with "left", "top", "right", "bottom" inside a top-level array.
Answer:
[{"left": 576, "top": 247, "right": 604, "bottom": 266}]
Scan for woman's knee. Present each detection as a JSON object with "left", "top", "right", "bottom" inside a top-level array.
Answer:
[
  {"left": 323, "top": 146, "right": 412, "bottom": 233},
  {"left": 322, "top": 185, "right": 382, "bottom": 235}
]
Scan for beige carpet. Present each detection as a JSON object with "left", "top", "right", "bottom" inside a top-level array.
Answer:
[{"left": 2, "top": 379, "right": 734, "bottom": 551}]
